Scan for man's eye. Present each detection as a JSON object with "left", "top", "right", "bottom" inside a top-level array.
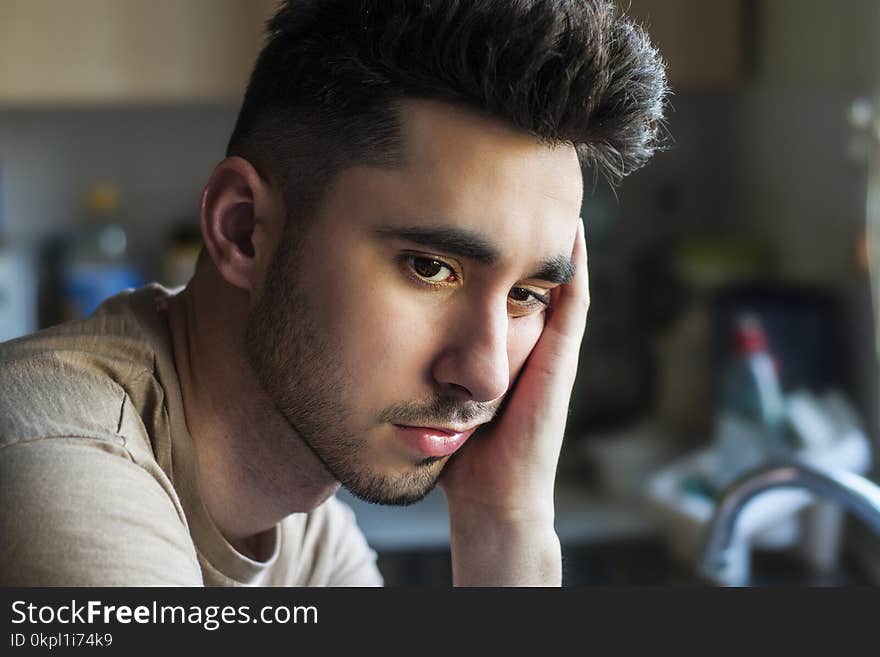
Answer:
[
  {"left": 509, "top": 287, "right": 551, "bottom": 309},
  {"left": 408, "top": 256, "right": 457, "bottom": 284},
  {"left": 509, "top": 287, "right": 532, "bottom": 302}
]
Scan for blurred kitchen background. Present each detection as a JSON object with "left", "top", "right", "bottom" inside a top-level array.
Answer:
[{"left": 4, "top": 0, "right": 880, "bottom": 586}]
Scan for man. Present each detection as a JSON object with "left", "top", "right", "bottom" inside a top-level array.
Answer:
[{"left": 0, "top": 0, "right": 667, "bottom": 586}]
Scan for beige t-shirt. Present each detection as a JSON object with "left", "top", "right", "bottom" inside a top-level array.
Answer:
[{"left": 0, "top": 284, "right": 383, "bottom": 586}]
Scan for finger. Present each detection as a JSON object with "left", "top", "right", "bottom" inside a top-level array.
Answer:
[{"left": 544, "top": 217, "right": 590, "bottom": 348}]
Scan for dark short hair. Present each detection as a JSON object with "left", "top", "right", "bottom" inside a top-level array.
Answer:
[{"left": 228, "top": 0, "right": 668, "bottom": 218}]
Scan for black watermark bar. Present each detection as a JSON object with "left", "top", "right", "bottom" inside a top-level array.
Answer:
[{"left": 1, "top": 587, "right": 877, "bottom": 651}]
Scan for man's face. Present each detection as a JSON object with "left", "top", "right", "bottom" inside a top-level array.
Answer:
[{"left": 246, "top": 100, "right": 584, "bottom": 505}]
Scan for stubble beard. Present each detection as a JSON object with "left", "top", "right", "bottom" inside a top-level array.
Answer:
[{"left": 243, "top": 230, "right": 444, "bottom": 506}]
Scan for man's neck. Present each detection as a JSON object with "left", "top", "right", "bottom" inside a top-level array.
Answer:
[{"left": 164, "top": 267, "right": 339, "bottom": 554}]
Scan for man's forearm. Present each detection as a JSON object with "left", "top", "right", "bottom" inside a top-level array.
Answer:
[{"left": 448, "top": 507, "right": 562, "bottom": 586}]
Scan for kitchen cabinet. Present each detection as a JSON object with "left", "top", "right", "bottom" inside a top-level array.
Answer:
[
  {"left": 1, "top": 0, "right": 749, "bottom": 102},
  {"left": 757, "top": 0, "right": 880, "bottom": 88},
  {"left": 626, "top": 0, "right": 880, "bottom": 90},
  {"left": 2, "top": 0, "right": 748, "bottom": 103},
  {"left": 624, "top": 0, "right": 746, "bottom": 89},
  {"left": 0, "top": 0, "right": 279, "bottom": 104}
]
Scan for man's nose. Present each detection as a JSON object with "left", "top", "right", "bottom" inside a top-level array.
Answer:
[{"left": 431, "top": 302, "right": 510, "bottom": 403}]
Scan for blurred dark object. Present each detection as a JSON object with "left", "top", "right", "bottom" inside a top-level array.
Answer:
[
  {"left": 163, "top": 221, "right": 202, "bottom": 288},
  {"left": 567, "top": 264, "right": 655, "bottom": 432},
  {"left": 633, "top": 238, "right": 693, "bottom": 335}
]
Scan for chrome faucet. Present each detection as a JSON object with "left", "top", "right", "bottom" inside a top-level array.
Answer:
[{"left": 697, "top": 460, "right": 880, "bottom": 586}]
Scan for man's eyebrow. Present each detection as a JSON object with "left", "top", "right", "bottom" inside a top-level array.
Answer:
[
  {"left": 372, "top": 225, "right": 500, "bottom": 265},
  {"left": 528, "top": 254, "right": 576, "bottom": 285},
  {"left": 373, "top": 224, "right": 575, "bottom": 284}
]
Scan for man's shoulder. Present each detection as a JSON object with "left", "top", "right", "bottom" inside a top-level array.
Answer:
[
  {"left": 0, "top": 286, "right": 199, "bottom": 585},
  {"left": 0, "top": 352, "right": 130, "bottom": 448},
  {"left": 0, "top": 285, "right": 173, "bottom": 450},
  {"left": 0, "top": 339, "right": 153, "bottom": 451}
]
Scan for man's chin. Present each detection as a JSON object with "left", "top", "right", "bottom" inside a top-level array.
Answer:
[
  {"left": 344, "top": 485, "right": 436, "bottom": 507},
  {"left": 339, "top": 464, "right": 443, "bottom": 506}
]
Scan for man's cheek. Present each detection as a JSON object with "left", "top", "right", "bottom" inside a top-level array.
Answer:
[{"left": 507, "top": 316, "right": 545, "bottom": 381}]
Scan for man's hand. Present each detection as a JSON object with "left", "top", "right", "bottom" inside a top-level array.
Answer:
[{"left": 439, "top": 218, "right": 589, "bottom": 586}]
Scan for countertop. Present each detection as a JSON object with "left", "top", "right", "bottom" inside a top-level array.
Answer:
[{"left": 336, "top": 480, "right": 660, "bottom": 552}]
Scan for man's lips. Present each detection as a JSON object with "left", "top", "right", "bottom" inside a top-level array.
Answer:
[{"left": 392, "top": 424, "right": 478, "bottom": 458}]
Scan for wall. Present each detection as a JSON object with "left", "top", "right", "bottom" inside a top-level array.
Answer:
[{"left": 0, "top": 104, "right": 240, "bottom": 274}]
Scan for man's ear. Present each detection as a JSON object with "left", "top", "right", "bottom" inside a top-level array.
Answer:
[{"left": 199, "top": 156, "right": 280, "bottom": 292}]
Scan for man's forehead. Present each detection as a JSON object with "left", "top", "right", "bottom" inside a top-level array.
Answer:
[{"left": 396, "top": 99, "right": 581, "bottom": 176}]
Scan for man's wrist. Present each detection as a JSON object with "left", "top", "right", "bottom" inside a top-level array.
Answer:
[
  {"left": 447, "top": 501, "right": 561, "bottom": 586},
  {"left": 446, "top": 495, "right": 555, "bottom": 529}
]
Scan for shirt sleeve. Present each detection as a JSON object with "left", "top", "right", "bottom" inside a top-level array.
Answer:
[{"left": 0, "top": 436, "right": 203, "bottom": 586}]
